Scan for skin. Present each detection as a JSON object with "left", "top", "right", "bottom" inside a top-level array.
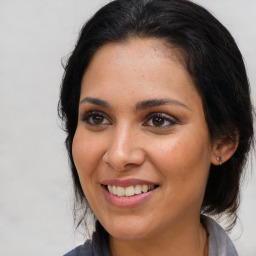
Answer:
[{"left": 72, "top": 38, "right": 234, "bottom": 256}]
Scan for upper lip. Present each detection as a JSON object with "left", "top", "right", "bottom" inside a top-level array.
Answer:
[{"left": 101, "top": 179, "right": 158, "bottom": 187}]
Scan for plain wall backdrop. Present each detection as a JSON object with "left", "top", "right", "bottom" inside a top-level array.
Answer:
[{"left": 0, "top": 0, "right": 255, "bottom": 255}]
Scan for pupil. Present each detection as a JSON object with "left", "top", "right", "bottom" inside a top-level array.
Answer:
[
  {"left": 153, "top": 117, "right": 164, "bottom": 126},
  {"left": 93, "top": 115, "right": 103, "bottom": 124}
]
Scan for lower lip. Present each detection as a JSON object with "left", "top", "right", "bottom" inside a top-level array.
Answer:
[{"left": 102, "top": 186, "right": 157, "bottom": 208}]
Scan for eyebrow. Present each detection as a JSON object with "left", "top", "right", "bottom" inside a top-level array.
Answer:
[
  {"left": 80, "top": 97, "right": 188, "bottom": 110},
  {"left": 80, "top": 97, "right": 111, "bottom": 108},
  {"left": 135, "top": 98, "right": 189, "bottom": 111}
]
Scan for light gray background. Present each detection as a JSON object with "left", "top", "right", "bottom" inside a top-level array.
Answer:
[{"left": 0, "top": 0, "right": 255, "bottom": 255}]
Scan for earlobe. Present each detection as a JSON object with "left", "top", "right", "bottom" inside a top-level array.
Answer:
[{"left": 211, "top": 133, "right": 239, "bottom": 166}]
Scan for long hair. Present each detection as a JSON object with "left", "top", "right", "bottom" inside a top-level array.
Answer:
[{"left": 59, "top": 0, "right": 254, "bottom": 252}]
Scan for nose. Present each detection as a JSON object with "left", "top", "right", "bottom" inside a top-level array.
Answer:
[{"left": 103, "top": 124, "right": 146, "bottom": 171}]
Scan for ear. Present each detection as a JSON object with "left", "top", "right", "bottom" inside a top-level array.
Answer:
[{"left": 211, "top": 132, "right": 239, "bottom": 166}]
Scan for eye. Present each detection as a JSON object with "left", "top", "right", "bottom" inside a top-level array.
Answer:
[
  {"left": 144, "top": 113, "right": 177, "bottom": 128},
  {"left": 82, "top": 111, "right": 111, "bottom": 126}
]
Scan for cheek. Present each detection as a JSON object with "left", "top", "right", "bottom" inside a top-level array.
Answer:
[
  {"left": 72, "top": 130, "right": 103, "bottom": 178},
  {"left": 72, "top": 130, "right": 107, "bottom": 210},
  {"left": 148, "top": 132, "right": 212, "bottom": 213},
  {"left": 147, "top": 130, "right": 212, "bottom": 182}
]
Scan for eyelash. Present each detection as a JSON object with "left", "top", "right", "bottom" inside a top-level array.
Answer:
[
  {"left": 81, "top": 111, "right": 111, "bottom": 126},
  {"left": 81, "top": 111, "right": 177, "bottom": 128},
  {"left": 143, "top": 113, "right": 177, "bottom": 128}
]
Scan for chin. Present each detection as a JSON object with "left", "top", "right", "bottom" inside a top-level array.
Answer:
[
  {"left": 109, "top": 230, "right": 149, "bottom": 241},
  {"left": 105, "top": 222, "right": 151, "bottom": 241}
]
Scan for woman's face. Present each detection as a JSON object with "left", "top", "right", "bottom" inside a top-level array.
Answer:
[{"left": 72, "top": 38, "right": 218, "bottom": 240}]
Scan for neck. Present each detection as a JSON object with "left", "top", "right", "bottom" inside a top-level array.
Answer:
[{"left": 109, "top": 217, "right": 208, "bottom": 256}]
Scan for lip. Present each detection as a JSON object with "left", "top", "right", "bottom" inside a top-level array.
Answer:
[{"left": 101, "top": 179, "right": 159, "bottom": 208}]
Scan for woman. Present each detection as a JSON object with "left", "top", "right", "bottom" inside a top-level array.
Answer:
[{"left": 59, "top": 0, "right": 254, "bottom": 255}]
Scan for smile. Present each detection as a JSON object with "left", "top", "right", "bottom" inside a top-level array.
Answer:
[
  {"left": 107, "top": 184, "right": 156, "bottom": 197},
  {"left": 102, "top": 179, "right": 159, "bottom": 207}
]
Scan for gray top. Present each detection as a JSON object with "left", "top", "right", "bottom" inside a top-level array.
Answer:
[
  {"left": 207, "top": 217, "right": 238, "bottom": 256},
  {"left": 64, "top": 241, "right": 93, "bottom": 256},
  {"left": 64, "top": 217, "right": 238, "bottom": 256}
]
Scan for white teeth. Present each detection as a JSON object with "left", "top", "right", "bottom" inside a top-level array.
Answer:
[
  {"left": 125, "top": 186, "right": 135, "bottom": 196},
  {"left": 107, "top": 184, "right": 155, "bottom": 197},
  {"left": 112, "top": 185, "right": 117, "bottom": 195},
  {"left": 134, "top": 185, "right": 142, "bottom": 194},
  {"left": 107, "top": 185, "right": 113, "bottom": 193},
  {"left": 142, "top": 185, "right": 148, "bottom": 193},
  {"left": 116, "top": 186, "right": 125, "bottom": 196}
]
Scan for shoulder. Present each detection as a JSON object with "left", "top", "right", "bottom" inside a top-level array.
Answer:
[
  {"left": 205, "top": 216, "right": 238, "bottom": 256},
  {"left": 63, "top": 240, "right": 94, "bottom": 256}
]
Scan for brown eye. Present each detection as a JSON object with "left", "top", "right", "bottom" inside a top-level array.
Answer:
[
  {"left": 152, "top": 117, "right": 165, "bottom": 127},
  {"left": 92, "top": 114, "right": 104, "bottom": 124},
  {"left": 82, "top": 111, "right": 110, "bottom": 126},
  {"left": 144, "top": 113, "right": 177, "bottom": 128}
]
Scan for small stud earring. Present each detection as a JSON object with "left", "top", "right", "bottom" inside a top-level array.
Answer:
[{"left": 216, "top": 156, "right": 223, "bottom": 165}]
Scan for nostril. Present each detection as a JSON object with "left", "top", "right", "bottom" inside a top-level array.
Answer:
[{"left": 102, "top": 140, "right": 146, "bottom": 171}]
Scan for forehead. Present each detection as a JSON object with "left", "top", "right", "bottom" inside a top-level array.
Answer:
[
  {"left": 80, "top": 38, "right": 201, "bottom": 109},
  {"left": 89, "top": 38, "right": 186, "bottom": 72},
  {"left": 82, "top": 38, "right": 190, "bottom": 85}
]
